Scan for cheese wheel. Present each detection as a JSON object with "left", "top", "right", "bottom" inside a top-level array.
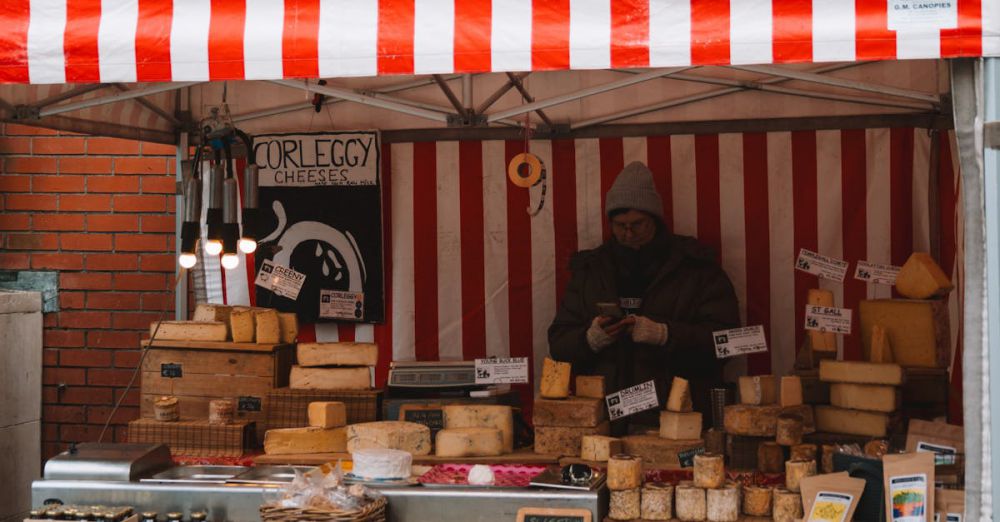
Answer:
[
  {"left": 580, "top": 435, "right": 622, "bottom": 462},
  {"left": 743, "top": 486, "right": 773, "bottom": 516},
  {"left": 609, "top": 488, "right": 641, "bottom": 520},
  {"left": 693, "top": 453, "right": 725, "bottom": 489},
  {"left": 208, "top": 399, "right": 234, "bottom": 425},
  {"left": 607, "top": 454, "right": 643, "bottom": 490},
  {"left": 820, "top": 444, "right": 837, "bottom": 474},
  {"left": 153, "top": 396, "right": 179, "bottom": 422},
  {"left": 676, "top": 484, "right": 708, "bottom": 521},
  {"left": 790, "top": 443, "right": 817, "bottom": 462},
  {"left": 776, "top": 414, "right": 804, "bottom": 446},
  {"left": 773, "top": 488, "right": 803, "bottom": 522},
  {"left": 757, "top": 441, "right": 785, "bottom": 474},
  {"left": 784, "top": 459, "right": 816, "bottom": 492},
  {"left": 641, "top": 482, "right": 674, "bottom": 521},
  {"left": 434, "top": 428, "right": 504, "bottom": 458},
  {"left": 707, "top": 483, "right": 740, "bottom": 522}
]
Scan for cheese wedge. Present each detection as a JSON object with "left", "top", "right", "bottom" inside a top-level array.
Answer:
[
  {"left": 666, "top": 376, "right": 693, "bottom": 412},
  {"left": 895, "top": 252, "right": 953, "bottom": 299},
  {"left": 807, "top": 289, "right": 837, "bottom": 352},
  {"left": 859, "top": 299, "right": 949, "bottom": 368},
  {"left": 297, "top": 342, "right": 379, "bottom": 367},
  {"left": 290, "top": 366, "right": 371, "bottom": 390},
  {"left": 254, "top": 309, "right": 280, "bottom": 344},
  {"left": 540, "top": 357, "right": 571, "bottom": 399},
  {"left": 229, "top": 308, "right": 255, "bottom": 343},
  {"left": 308, "top": 401, "right": 347, "bottom": 428},
  {"left": 264, "top": 427, "right": 347, "bottom": 455},
  {"left": 739, "top": 375, "right": 777, "bottom": 405},
  {"left": 278, "top": 312, "right": 298, "bottom": 343},
  {"left": 870, "top": 324, "right": 894, "bottom": 363},
  {"left": 149, "top": 321, "right": 227, "bottom": 342}
]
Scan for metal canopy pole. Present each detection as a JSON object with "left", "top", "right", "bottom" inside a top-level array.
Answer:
[
  {"left": 477, "top": 73, "right": 524, "bottom": 114},
  {"left": 269, "top": 79, "right": 452, "bottom": 123},
  {"left": 34, "top": 84, "right": 107, "bottom": 109},
  {"left": 112, "top": 84, "right": 181, "bottom": 126},
  {"left": 38, "top": 82, "right": 200, "bottom": 118},
  {"left": 506, "top": 72, "right": 553, "bottom": 128},
  {"left": 729, "top": 64, "right": 941, "bottom": 104}
]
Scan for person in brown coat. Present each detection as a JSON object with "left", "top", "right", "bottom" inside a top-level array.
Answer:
[{"left": 548, "top": 161, "right": 740, "bottom": 434}]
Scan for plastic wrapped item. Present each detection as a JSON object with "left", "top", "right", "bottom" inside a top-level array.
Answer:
[{"left": 266, "top": 462, "right": 384, "bottom": 512}]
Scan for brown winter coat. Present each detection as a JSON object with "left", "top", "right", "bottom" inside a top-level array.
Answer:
[{"left": 547, "top": 233, "right": 740, "bottom": 433}]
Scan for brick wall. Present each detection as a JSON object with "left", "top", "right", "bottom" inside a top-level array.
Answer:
[{"left": 0, "top": 123, "right": 177, "bottom": 459}]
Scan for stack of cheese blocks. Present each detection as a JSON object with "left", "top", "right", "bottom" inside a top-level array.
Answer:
[
  {"left": 660, "top": 377, "right": 702, "bottom": 440},
  {"left": 263, "top": 401, "right": 348, "bottom": 455},
  {"left": 435, "top": 404, "right": 514, "bottom": 457},
  {"left": 150, "top": 303, "right": 298, "bottom": 344},
  {"left": 724, "top": 375, "right": 814, "bottom": 457},
  {"left": 814, "top": 359, "right": 903, "bottom": 438},
  {"left": 533, "top": 358, "right": 610, "bottom": 456},
  {"left": 607, "top": 454, "right": 677, "bottom": 521},
  {"left": 290, "top": 342, "right": 377, "bottom": 391}
]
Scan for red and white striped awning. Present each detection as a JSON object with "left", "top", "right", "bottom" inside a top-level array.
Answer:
[{"left": 0, "top": 0, "right": 997, "bottom": 84}]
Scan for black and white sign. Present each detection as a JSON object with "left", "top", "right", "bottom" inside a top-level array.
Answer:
[
  {"left": 606, "top": 380, "right": 659, "bottom": 421},
  {"left": 854, "top": 260, "right": 901, "bottom": 285},
  {"left": 805, "top": 305, "right": 853, "bottom": 335},
  {"left": 253, "top": 131, "right": 384, "bottom": 323},
  {"left": 678, "top": 447, "right": 706, "bottom": 468},
  {"left": 319, "top": 289, "right": 365, "bottom": 320},
  {"left": 255, "top": 259, "right": 306, "bottom": 300},
  {"left": 795, "top": 249, "right": 849, "bottom": 282},
  {"left": 888, "top": 0, "right": 957, "bottom": 30},
  {"left": 713, "top": 325, "right": 768, "bottom": 358},
  {"left": 475, "top": 357, "right": 529, "bottom": 384}
]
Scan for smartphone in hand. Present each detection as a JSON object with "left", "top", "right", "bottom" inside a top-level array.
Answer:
[{"left": 596, "top": 302, "right": 625, "bottom": 320}]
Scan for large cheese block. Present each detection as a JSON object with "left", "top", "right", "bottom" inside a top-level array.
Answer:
[
  {"left": 290, "top": 366, "right": 371, "bottom": 390},
  {"left": 575, "top": 375, "right": 606, "bottom": 399},
  {"left": 896, "top": 252, "right": 954, "bottom": 299},
  {"left": 297, "top": 342, "right": 379, "bottom": 367},
  {"left": 580, "top": 435, "right": 622, "bottom": 461},
  {"left": 534, "top": 422, "right": 609, "bottom": 456},
  {"left": 263, "top": 426, "right": 347, "bottom": 455},
  {"left": 723, "top": 404, "right": 815, "bottom": 437},
  {"left": 442, "top": 404, "right": 515, "bottom": 453},
  {"left": 149, "top": 321, "right": 228, "bottom": 342},
  {"left": 830, "top": 383, "right": 900, "bottom": 412},
  {"left": 780, "top": 376, "right": 803, "bottom": 407},
  {"left": 192, "top": 304, "right": 233, "bottom": 338},
  {"left": 660, "top": 411, "right": 703, "bottom": 440},
  {"left": 814, "top": 405, "right": 892, "bottom": 437},
  {"left": 666, "top": 376, "right": 693, "bottom": 412},
  {"left": 621, "top": 435, "right": 704, "bottom": 468},
  {"left": 533, "top": 396, "right": 606, "bottom": 427},
  {"left": 540, "top": 357, "right": 571, "bottom": 399},
  {"left": 254, "top": 309, "right": 281, "bottom": 344},
  {"left": 278, "top": 312, "right": 298, "bottom": 343},
  {"left": 859, "top": 299, "right": 950, "bottom": 368},
  {"left": 819, "top": 360, "right": 903, "bottom": 385},
  {"left": 346, "top": 421, "right": 432, "bottom": 455},
  {"left": 738, "top": 375, "right": 776, "bottom": 405},
  {"left": 609, "top": 488, "right": 641, "bottom": 520},
  {"left": 607, "top": 454, "right": 644, "bottom": 490},
  {"left": 807, "top": 289, "right": 837, "bottom": 352},
  {"left": 434, "top": 427, "right": 504, "bottom": 457},
  {"left": 870, "top": 324, "right": 894, "bottom": 363},
  {"left": 229, "top": 308, "right": 255, "bottom": 343},
  {"left": 308, "top": 401, "right": 347, "bottom": 428}
]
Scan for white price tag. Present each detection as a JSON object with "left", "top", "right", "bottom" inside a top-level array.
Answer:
[
  {"left": 713, "top": 325, "right": 768, "bottom": 359},
  {"left": 887, "top": 0, "right": 957, "bottom": 30},
  {"left": 254, "top": 259, "right": 306, "bottom": 299},
  {"left": 475, "top": 357, "right": 529, "bottom": 384},
  {"left": 804, "top": 305, "right": 853, "bottom": 335},
  {"left": 606, "top": 380, "right": 659, "bottom": 421},
  {"left": 795, "top": 249, "right": 849, "bottom": 282},
  {"left": 854, "top": 260, "right": 901, "bottom": 285},
  {"left": 319, "top": 289, "right": 365, "bottom": 320}
]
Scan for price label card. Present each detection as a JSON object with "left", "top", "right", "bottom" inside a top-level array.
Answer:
[
  {"left": 795, "top": 249, "right": 849, "bottom": 282},
  {"left": 475, "top": 357, "right": 529, "bottom": 384},
  {"left": 854, "top": 260, "right": 901, "bottom": 285},
  {"left": 804, "top": 305, "right": 853, "bottom": 335},
  {"left": 713, "top": 325, "right": 768, "bottom": 358},
  {"left": 606, "top": 380, "right": 659, "bottom": 421},
  {"left": 255, "top": 259, "right": 306, "bottom": 299},
  {"left": 319, "top": 289, "right": 365, "bottom": 320},
  {"left": 678, "top": 447, "right": 706, "bottom": 468},
  {"left": 238, "top": 396, "right": 262, "bottom": 412}
]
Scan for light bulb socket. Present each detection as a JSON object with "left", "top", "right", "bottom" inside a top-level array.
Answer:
[
  {"left": 206, "top": 208, "right": 224, "bottom": 242},
  {"left": 241, "top": 207, "right": 260, "bottom": 241},
  {"left": 243, "top": 165, "right": 259, "bottom": 209},
  {"left": 222, "top": 222, "right": 240, "bottom": 255},
  {"left": 223, "top": 178, "right": 239, "bottom": 223},
  {"left": 180, "top": 221, "right": 200, "bottom": 255}
]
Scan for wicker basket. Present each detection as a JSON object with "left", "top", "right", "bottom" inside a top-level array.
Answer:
[{"left": 260, "top": 496, "right": 387, "bottom": 522}]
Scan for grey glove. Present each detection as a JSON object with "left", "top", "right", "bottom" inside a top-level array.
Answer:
[{"left": 586, "top": 316, "right": 616, "bottom": 352}]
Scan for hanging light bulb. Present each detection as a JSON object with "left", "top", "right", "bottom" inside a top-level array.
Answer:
[
  {"left": 239, "top": 164, "right": 260, "bottom": 254},
  {"left": 221, "top": 253, "right": 240, "bottom": 270},
  {"left": 178, "top": 161, "right": 202, "bottom": 268},
  {"left": 179, "top": 253, "right": 198, "bottom": 269},
  {"left": 221, "top": 177, "right": 241, "bottom": 270},
  {"left": 204, "top": 163, "right": 225, "bottom": 256}
]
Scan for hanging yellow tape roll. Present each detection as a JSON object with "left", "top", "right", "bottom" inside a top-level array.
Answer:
[{"left": 507, "top": 152, "right": 543, "bottom": 188}]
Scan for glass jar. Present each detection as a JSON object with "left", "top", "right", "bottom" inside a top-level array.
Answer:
[{"left": 140, "top": 512, "right": 158, "bottom": 522}]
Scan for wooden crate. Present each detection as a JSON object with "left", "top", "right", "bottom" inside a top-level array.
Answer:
[
  {"left": 128, "top": 418, "right": 253, "bottom": 457},
  {"left": 139, "top": 340, "right": 294, "bottom": 441},
  {"left": 265, "top": 388, "right": 382, "bottom": 430}
]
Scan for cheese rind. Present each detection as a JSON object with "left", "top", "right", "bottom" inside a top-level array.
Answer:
[
  {"left": 814, "top": 405, "right": 892, "bottom": 437},
  {"left": 870, "top": 324, "right": 894, "bottom": 363},
  {"left": 859, "top": 299, "right": 950, "bottom": 368},
  {"left": 784, "top": 459, "right": 816, "bottom": 493},
  {"left": 580, "top": 435, "right": 623, "bottom": 462},
  {"left": 706, "top": 484, "right": 739, "bottom": 522},
  {"left": 743, "top": 486, "right": 773, "bottom": 517},
  {"left": 297, "top": 342, "right": 379, "bottom": 367},
  {"left": 575, "top": 375, "right": 606, "bottom": 399},
  {"left": 434, "top": 427, "right": 504, "bottom": 457},
  {"left": 540, "top": 357, "right": 571, "bottom": 399},
  {"left": 307, "top": 401, "right": 347, "bottom": 428},
  {"left": 723, "top": 404, "right": 781, "bottom": 436},
  {"left": 277, "top": 312, "right": 298, "bottom": 343},
  {"left": 609, "top": 488, "right": 641, "bottom": 520},
  {"left": 739, "top": 375, "right": 776, "bottom": 405},
  {"left": 807, "top": 289, "right": 837, "bottom": 352},
  {"left": 693, "top": 453, "right": 724, "bottom": 489},
  {"left": 263, "top": 426, "right": 347, "bottom": 455},
  {"left": 895, "top": 252, "right": 954, "bottom": 299},
  {"left": 442, "top": 404, "right": 514, "bottom": 453},
  {"left": 149, "top": 321, "right": 228, "bottom": 342},
  {"left": 621, "top": 435, "right": 704, "bottom": 468},
  {"left": 346, "top": 421, "right": 432, "bottom": 455},
  {"left": 779, "top": 376, "right": 803, "bottom": 407},
  {"left": 773, "top": 489, "right": 803, "bottom": 522},
  {"left": 660, "top": 410, "right": 703, "bottom": 440},
  {"left": 830, "top": 383, "right": 900, "bottom": 412},
  {"left": 290, "top": 366, "right": 371, "bottom": 390},
  {"left": 533, "top": 396, "right": 606, "bottom": 427},
  {"left": 254, "top": 309, "right": 280, "bottom": 344},
  {"left": 607, "top": 454, "right": 643, "bottom": 490},
  {"left": 534, "top": 422, "right": 610, "bottom": 456},
  {"left": 775, "top": 414, "right": 804, "bottom": 446},
  {"left": 757, "top": 442, "right": 784, "bottom": 473},
  {"left": 641, "top": 483, "right": 674, "bottom": 521},
  {"left": 667, "top": 376, "right": 694, "bottom": 412},
  {"left": 229, "top": 308, "right": 255, "bottom": 343},
  {"left": 675, "top": 484, "right": 707, "bottom": 522},
  {"left": 819, "top": 360, "right": 903, "bottom": 385}
]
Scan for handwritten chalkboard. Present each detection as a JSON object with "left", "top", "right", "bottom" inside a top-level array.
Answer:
[
  {"left": 238, "top": 396, "right": 262, "bottom": 412},
  {"left": 515, "top": 507, "right": 591, "bottom": 522},
  {"left": 160, "top": 363, "right": 182, "bottom": 378},
  {"left": 678, "top": 446, "right": 706, "bottom": 468}
]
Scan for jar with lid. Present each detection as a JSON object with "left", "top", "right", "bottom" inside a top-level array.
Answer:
[
  {"left": 140, "top": 512, "right": 158, "bottom": 522},
  {"left": 74, "top": 510, "right": 93, "bottom": 521},
  {"left": 190, "top": 512, "right": 207, "bottom": 522},
  {"left": 165, "top": 513, "right": 183, "bottom": 522},
  {"left": 28, "top": 509, "right": 44, "bottom": 520},
  {"left": 44, "top": 508, "right": 64, "bottom": 520}
]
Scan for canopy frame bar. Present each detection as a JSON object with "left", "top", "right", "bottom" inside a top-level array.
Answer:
[
  {"left": 34, "top": 84, "right": 107, "bottom": 109},
  {"left": 112, "top": 84, "right": 181, "bottom": 127},
  {"left": 269, "top": 79, "right": 453, "bottom": 123},
  {"left": 506, "top": 72, "right": 553, "bottom": 128},
  {"left": 33, "top": 82, "right": 199, "bottom": 118},
  {"left": 477, "top": 73, "right": 525, "bottom": 114},
  {"left": 729, "top": 63, "right": 941, "bottom": 104}
]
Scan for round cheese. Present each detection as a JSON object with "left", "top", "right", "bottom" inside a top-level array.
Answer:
[
  {"left": 676, "top": 484, "right": 707, "bottom": 521},
  {"left": 775, "top": 414, "right": 803, "bottom": 446},
  {"left": 435, "top": 428, "right": 504, "bottom": 458},
  {"left": 609, "top": 488, "right": 641, "bottom": 520},
  {"left": 743, "top": 485, "right": 773, "bottom": 516},
  {"left": 693, "top": 453, "right": 725, "bottom": 489},
  {"left": 607, "top": 454, "right": 643, "bottom": 490},
  {"left": 784, "top": 459, "right": 816, "bottom": 493},
  {"left": 351, "top": 448, "right": 412, "bottom": 480},
  {"left": 757, "top": 441, "right": 785, "bottom": 474},
  {"left": 641, "top": 482, "right": 673, "bottom": 521},
  {"left": 790, "top": 443, "right": 817, "bottom": 461},
  {"left": 773, "top": 488, "right": 803, "bottom": 522},
  {"left": 706, "top": 483, "right": 740, "bottom": 522}
]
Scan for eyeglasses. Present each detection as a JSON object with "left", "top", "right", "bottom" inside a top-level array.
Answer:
[{"left": 611, "top": 217, "right": 652, "bottom": 233}]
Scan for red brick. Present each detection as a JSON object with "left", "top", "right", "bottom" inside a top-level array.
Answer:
[
  {"left": 58, "top": 311, "right": 112, "bottom": 329},
  {"left": 5, "top": 123, "right": 59, "bottom": 136},
  {"left": 43, "top": 367, "right": 86, "bottom": 386},
  {"left": 86, "top": 253, "right": 138, "bottom": 271},
  {"left": 0, "top": 214, "right": 30, "bottom": 230},
  {"left": 114, "top": 388, "right": 140, "bottom": 407},
  {"left": 60, "top": 194, "right": 111, "bottom": 212},
  {"left": 88, "top": 368, "right": 134, "bottom": 386},
  {"left": 113, "top": 194, "right": 167, "bottom": 212},
  {"left": 60, "top": 386, "right": 113, "bottom": 405},
  {"left": 87, "top": 214, "right": 138, "bottom": 232},
  {"left": 42, "top": 419, "right": 59, "bottom": 440},
  {"left": 88, "top": 176, "right": 139, "bottom": 193},
  {"left": 43, "top": 443, "right": 65, "bottom": 460},
  {"left": 115, "top": 234, "right": 166, "bottom": 252},
  {"left": 0, "top": 253, "right": 30, "bottom": 269},
  {"left": 115, "top": 157, "right": 169, "bottom": 175},
  {"left": 0, "top": 137, "right": 32, "bottom": 154},
  {"left": 59, "top": 291, "right": 86, "bottom": 309},
  {"left": 0, "top": 175, "right": 31, "bottom": 192},
  {"left": 111, "top": 312, "right": 160, "bottom": 330},
  {"left": 60, "top": 272, "right": 112, "bottom": 290},
  {"left": 87, "top": 406, "right": 139, "bottom": 425},
  {"left": 33, "top": 175, "right": 86, "bottom": 193},
  {"left": 60, "top": 424, "right": 104, "bottom": 442},
  {"left": 59, "top": 157, "right": 114, "bottom": 174},
  {"left": 87, "top": 292, "right": 141, "bottom": 310},
  {"left": 141, "top": 142, "right": 177, "bottom": 155},
  {"left": 33, "top": 136, "right": 87, "bottom": 154},
  {"left": 43, "top": 348, "right": 59, "bottom": 366},
  {"left": 142, "top": 293, "right": 173, "bottom": 311},
  {"left": 45, "top": 329, "right": 86, "bottom": 348},
  {"left": 34, "top": 214, "right": 85, "bottom": 231},
  {"left": 43, "top": 314, "right": 58, "bottom": 327},
  {"left": 6, "top": 194, "right": 58, "bottom": 210},
  {"left": 44, "top": 405, "right": 86, "bottom": 423},
  {"left": 140, "top": 215, "right": 175, "bottom": 233},
  {"left": 61, "top": 233, "right": 113, "bottom": 251},
  {"left": 32, "top": 253, "right": 84, "bottom": 270},
  {"left": 114, "top": 426, "right": 129, "bottom": 443},
  {"left": 88, "top": 137, "right": 140, "bottom": 155},
  {"left": 60, "top": 349, "right": 112, "bottom": 367},
  {"left": 89, "top": 330, "right": 142, "bottom": 349},
  {"left": 4, "top": 156, "right": 58, "bottom": 173},
  {"left": 140, "top": 254, "right": 176, "bottom": 272},
  {"left": 7, "top": 233, "right": 58, "bottom": 250},
  {"left": 114, "top": 350, "right": 141, "bottom": 368},
  {"left": 141, "top": 176, "right": 177, "bottom": 194},
  {"left": 115, "top": 273, "right": 166, "bottom": 291}
]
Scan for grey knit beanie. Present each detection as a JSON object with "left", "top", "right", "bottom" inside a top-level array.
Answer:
[{"left": 605, "top": 161, "right": 664, "bottom": 221}]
